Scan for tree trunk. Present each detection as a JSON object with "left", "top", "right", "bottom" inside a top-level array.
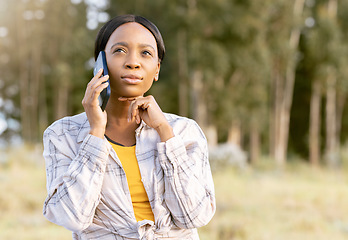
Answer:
[
  {"left": 336, "top": 92, "right": 346, "bottom": 154},
  {"left": 205, "top": 125, "right": 218, "bottom": 148},
  {"left": 324, "top": 0, "right": 339, "bottom": 168},
  {"left": 16, "top": 4, "right": 31, "bottom": 142},
  {"left": 227, "top": 120, "right": 242, "bottom": 147},
  {"left": 330, "top": 0, "right": 344, "bottom": 164},
  {"left": 309, "top": 79, "right": 321, "bottom": 166},
  {"left": 273, "top": 59, "right": 284, "bottom": 164},
  {"left": 191, "top": 69, "right": 206, "bottom": 128},
  {"left": 325, "top": 70, "right": 339, "bottom": 167},
  {"left": 30, "top": 30, "right": 42, "bottom": 141},
  {"left": 177, "top": 30, "right": 189, "bottom": 117},
  {"left": 56, "top": 84, "right": 69, "bottom": 120},
  {"left": 273, "top": 0, "right": 305, "bottom": 167},
  {"left": 55, "top": 64, "right": 70, "bottom": 120},
  {"left": 250, "top": 119, "right": 260, "bottom": 164},
  {"left": 39, "top": 73, "right": 48, "bottom": 137},
  {"left": 270, "top": 60, "right": 281, "bottom": 159},
  {"left": 328, "top": 0, "right": 337, "bottom": 18}
]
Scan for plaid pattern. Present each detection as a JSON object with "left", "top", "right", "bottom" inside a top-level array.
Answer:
[{"left": 43, "top": 112, "right": 215, "bottom": 240}]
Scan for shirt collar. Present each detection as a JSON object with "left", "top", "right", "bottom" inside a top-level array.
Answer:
[
  {"left": 76, "top": 113, "right": 151, "bottom": 143},
  {"left": 135, "top": 120, "right": 147, "bottom": 135}
]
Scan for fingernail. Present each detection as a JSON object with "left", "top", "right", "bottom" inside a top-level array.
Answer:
[{"left": 99, "top": 68, "right": 103, "bottom": 72}]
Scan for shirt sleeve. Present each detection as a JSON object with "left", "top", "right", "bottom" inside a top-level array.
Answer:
[
  {"left": 43, "top": 126, "right": 110, "bottom": 232},
  {"left": 157, "top": 119, "right": 216, "bottom": 229}
]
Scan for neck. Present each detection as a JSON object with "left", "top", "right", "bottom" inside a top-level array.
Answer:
[
  {"left": 105, "top": 95, "right": 130, "bottom": 119},
  {"left": 104, "top": 96, "right": 139, "bottom": 146}
]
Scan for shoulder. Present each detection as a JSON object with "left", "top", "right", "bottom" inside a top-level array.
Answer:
[
  {"left": 43, "top": 112, "right": 89, "bottom": 139},
  {"left": 163, "top": 112, "right": 195, "bottom": 126},
  {"left": 163, "top": 113, "right": 205, "bottom": 138}
]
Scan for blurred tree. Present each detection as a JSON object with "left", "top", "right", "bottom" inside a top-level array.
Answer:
[
  {"left": 336, "top": 0, "right": 348, "bottom": 146},
  {"left": 1, "top": 0, "right": 348, "bottom": 167},
  {"left": 266, "top": 0, "right": 306, "bottom": 167},
  {"left": 0, "top": 1, "right": 21, "bottom": 144},
  {"left": 296, "top": 0, "right": 348, "bottom": 167},
  {"left": 2, "top": 0, "right": 94, "bottom": 143},
  {"left": 323, "top": 0, "right": 339, "bottom": 167},
  {"left": 304, "top": 0, "right": 348, "bottom": 167},
  {"left": 302, "top": 2, "right": 328, "bottom": 166},
  {"left": 216, "top": 0, "right": 271, "bottom": 163}
]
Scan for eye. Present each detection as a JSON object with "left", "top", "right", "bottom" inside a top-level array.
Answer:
[
  {"left": 113, "top": 48, "right": 126, "bottom": 54},
  {"left": 142, "top": 50, "right": 153, "bottom": 56}
]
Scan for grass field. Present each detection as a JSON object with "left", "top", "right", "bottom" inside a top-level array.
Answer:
[
  {"left": 200, "top": 163, "right": 348, "bottom": 240},
  {"left": 1, "top": 145, "right": 348, "bottom": 240}
]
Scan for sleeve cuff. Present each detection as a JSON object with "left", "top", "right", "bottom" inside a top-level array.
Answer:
[
  {"left": 81, "top": 134, "right": 110, "bottom": 163},
  {"left": 157, "top": 136, "right": 186, "bottom": 171}
]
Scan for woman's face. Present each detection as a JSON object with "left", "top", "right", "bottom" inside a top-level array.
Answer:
[{"left": 104, "top": 22, "right": 160, "bottom": 99}]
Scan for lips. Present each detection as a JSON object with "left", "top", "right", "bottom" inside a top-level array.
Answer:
[{"left": 121, "top": 74, "right": 143, "bottom": 84}]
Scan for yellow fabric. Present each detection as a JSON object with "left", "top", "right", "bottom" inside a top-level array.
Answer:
[{"left": 110, "top": 142, "right": 154, "bottom": 222}]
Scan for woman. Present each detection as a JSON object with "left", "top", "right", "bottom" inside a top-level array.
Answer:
[{"left": 43, "top": 15, "right": 215, "bottom": 240}]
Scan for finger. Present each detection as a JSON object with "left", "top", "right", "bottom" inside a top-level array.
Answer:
[
  {"left": 129, "top": 99, "right": 146, "bottom": 122},
  {"left": 118, "top": 97, "right": 128, "bottom": 102},
  {"left": 91, "top": 81, "right": 109, "bottom": 100},
  {"left": 86, "top": 75, "right": 109, "bottom": 97},
  {"left": 88, "top": 69, "right": 106, "bottom": 90},
  {"left": 142, "top": 102, "right": 150, "bottom": 110},
  {"left": 131, "top": 104, "right": 139, "bottom": 122},
  {"left": 136, "top": 108, "right": 141, "bottom": 124},
  {"left": 92, "top": 74, "right": 109, "bottom": 88},
  {"left": 94, "top": 68, "right": 104, "bottom": 78},
  {"left": 127, "top": 101, "right": 135, "bottom": 122},
  {"left": 83, "top": 81, "right": 109, "bottom": 107},
  {"left": 118, "top": 96, "right": 138, "bottom": 102}
]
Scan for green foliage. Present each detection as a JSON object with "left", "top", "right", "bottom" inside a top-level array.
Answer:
[{"left": 1, "top": 0, "right": 348, "bottom": 162}]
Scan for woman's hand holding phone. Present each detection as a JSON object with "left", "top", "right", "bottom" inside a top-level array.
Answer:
[{"left": 82, "top": 69, "right": 109, "bottom": 139}]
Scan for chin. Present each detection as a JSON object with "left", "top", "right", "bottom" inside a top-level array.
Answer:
[
  {"left": 120, "top": 91, "right": 144, "bottom": 98},
  {"left": 111, "top": 87, "right": 143, "bottom": 98},
  {"left": 121, "top": 88, "right": 151, "bottom": 98}
]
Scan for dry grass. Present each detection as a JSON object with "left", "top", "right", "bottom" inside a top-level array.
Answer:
[
  {"left": 200, "top": 162, "right": 348, "bottom": 240},
  {"left": 1, "top": 145, "right": 348, "bottom": 240},
  {"left": 0, "top": 145, "right": 71, "bottom": 240}
]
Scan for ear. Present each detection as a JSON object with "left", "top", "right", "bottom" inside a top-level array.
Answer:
[{"left": 154, "top": 62, "right": 161, "bottom": 81}]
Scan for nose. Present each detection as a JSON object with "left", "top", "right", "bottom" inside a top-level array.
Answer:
[{"left": 125, "top": 53, "right": 140, "bottom": 69}]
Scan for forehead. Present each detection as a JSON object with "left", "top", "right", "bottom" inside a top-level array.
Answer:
[{"left": 106, "top": 22, "right": 157, "bottom": 48}]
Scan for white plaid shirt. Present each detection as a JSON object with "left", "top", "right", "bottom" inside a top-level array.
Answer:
[{"left": 43, "top": 112, "right": 215, "bottom": 240}]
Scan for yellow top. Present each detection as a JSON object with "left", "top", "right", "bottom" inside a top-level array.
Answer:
[{"left": 110, "top": 142, "right": 155, "bottom": 222}]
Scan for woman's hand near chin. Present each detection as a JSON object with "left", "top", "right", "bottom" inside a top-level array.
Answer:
[
  {"left": 82, "top": 69, "right": 109, "bottom": 139},
  {"left": 118, "top": 95, "right": 174, "bottom": 142}
]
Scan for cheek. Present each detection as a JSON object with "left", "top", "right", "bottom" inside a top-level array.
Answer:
[
  {"left": 106, "top": 58, "right": 120, "bottom": 72},
  {"left": 107, "top": 62, "right": 122, "bottom": 81},
  {"left": 148, "top": 63, "right": 159, "bottom": 78}
]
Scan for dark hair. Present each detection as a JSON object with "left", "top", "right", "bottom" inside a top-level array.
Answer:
[{"left": 94, "top": 15, "right": 165, "bottom": 62}]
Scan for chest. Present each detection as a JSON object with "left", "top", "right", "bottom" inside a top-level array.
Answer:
[{"left": 99, "top": 139, "right": 165, "bottom": 207}]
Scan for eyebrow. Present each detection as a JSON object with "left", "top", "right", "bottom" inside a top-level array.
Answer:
[
  {"left": 110, "top": 42, "right": 156, "bottom": 52},
  {"left": 110, "top": 42, "right": 127, "bottom": 50}
]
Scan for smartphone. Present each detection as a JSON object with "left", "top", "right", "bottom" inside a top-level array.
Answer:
[{"left": 93, "top": 51, "right": 111, "bottom": 111}]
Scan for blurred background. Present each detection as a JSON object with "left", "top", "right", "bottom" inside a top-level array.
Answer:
[{"left": 1, "top": 0, "right": 348, "bottom": 239}]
